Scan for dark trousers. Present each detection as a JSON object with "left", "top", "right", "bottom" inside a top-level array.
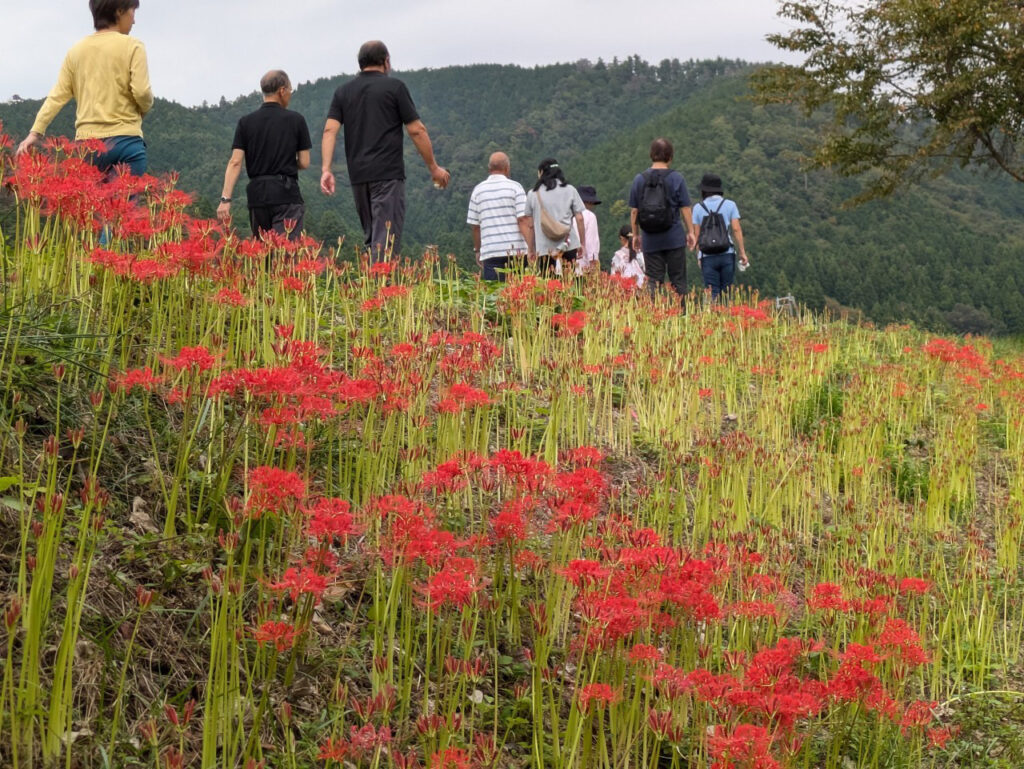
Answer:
[
  {"left": 644, "top": 246, "right": 687, "bottom": 302},
  {"left": 700, "top": 252, "right": 736, "bottom": 300},
  {"left": 249, "top": 203, "right": 305, "bottom": 241},
  {"left": 351, "top": 179, "right": 406, "bottom": 261}
]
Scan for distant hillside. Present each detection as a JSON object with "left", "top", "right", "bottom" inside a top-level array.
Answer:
[{"left": 3, "top": 57, "right": 1023, "bottom": 334}]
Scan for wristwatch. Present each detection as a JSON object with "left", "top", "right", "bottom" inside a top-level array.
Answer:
[{"left": 219, "top": 196, "right": 231, "bottom": 203}]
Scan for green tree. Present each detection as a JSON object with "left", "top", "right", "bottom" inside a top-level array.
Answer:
[{"left": 753, "top": 0, "right": 1024, "bottom": 200}]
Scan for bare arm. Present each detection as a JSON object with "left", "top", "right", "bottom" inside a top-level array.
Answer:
[
  {"left": 320, "top": 118, "right": 341, "bottom": 195},
  {"left": 574, "top": 212, "right": 586, "bottom": 256},
  {"left": 517, "top": 217, "right": 532, "bottom": 252},
  {"left": 731, "top": 218, "right": 748, "bottom": 265},
  {"left": 297, "top": 149, "right": 311, "bottom": 171},
  {"left": 217, "top": 148, "right": 245, "bottom": 226},
  {"left": 18, "top": 55, "right": 74, "bottom": 154},
  {"left": 523, "top": 217, "right": 536, "bottom": 255},
  {"left": 681, "top": 206, "right": 696, "bottom": 251},
  {"left": 471, "top": 224, "right": 482, "bottom": 265},
  {"left": 405, "top": 120, "right": 450, "bottom": 188}
]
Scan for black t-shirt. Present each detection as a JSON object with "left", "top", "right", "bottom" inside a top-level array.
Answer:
[
  {"left": 327, "top": 71, "right": 419, "bottom": 185},
  {"left": 232, "top": 103, "right": 312, "bottom": 207}
]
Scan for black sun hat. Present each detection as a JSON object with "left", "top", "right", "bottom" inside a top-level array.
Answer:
[
  {"left": 699, "top": 173, "right": 723, "bottom": 195},
  {"left": 578, "top": 185, "right": 601, "bottom": 204}
]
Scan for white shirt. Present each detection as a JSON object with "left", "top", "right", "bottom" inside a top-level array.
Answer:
[
  {"left": 467, "top": 174, "right": 528, "bottom": 260},
  {"left": 610, "top": 246, "right": 646, "bottom": 287},
  {"left": 572, "top": 208, "right": 600, "bottom": 273}
]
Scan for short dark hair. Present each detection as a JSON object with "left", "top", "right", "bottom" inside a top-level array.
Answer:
[
  {"left": 89, "top": 0, "right": 139, "bottom": 31},
  {"left": 358, "top": 41, "right": 389, "bottom": 70},
  {"left": 260, "top": 70, "right": 291, "bottom": 95},
  {"left": 650, "top": 138, "right": 674, "bottom": 163}
]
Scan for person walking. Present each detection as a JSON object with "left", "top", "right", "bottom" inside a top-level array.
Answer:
[
  {"left": 628, "top": 138, "right": 696, "bottom": 304},
  {"left": 319, "top": 40, "right": 449, "bottom": 261},
  {"left": 467, "top": 152, "right": 531, "bottom": 281},
  {"left": 217, "top": 70, "right": 312, "bottom": 241},
  {"left": 573, "top": 185, "right": 601, "bottom": 274},
  {"left": 692, "top": 173, "right": 749, "bottom": 301},
  {"left": 610, "top": 224, "right": 646, "bottom": 287},
  {"left": 16, "top": 0, "right": 153, "bottom": 178},
  {"left": 523, "top": 158, "right": 586, "bottom": 274}
]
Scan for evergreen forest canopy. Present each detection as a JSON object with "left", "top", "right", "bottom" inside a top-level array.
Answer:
[{"left": 3, "top": 56, "right": 1023, "bottom": 336}]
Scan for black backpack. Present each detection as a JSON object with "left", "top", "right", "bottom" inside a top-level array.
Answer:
[
  {"left": 697, "top": 199, "right": 731, "bottom": 254},
  {"left": 636, "top": 170, "right": 674, "bottom": 233}
]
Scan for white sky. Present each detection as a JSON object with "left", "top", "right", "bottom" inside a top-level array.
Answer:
[{"left": 2, "top": 0, "right": 799, "bottom": 106}]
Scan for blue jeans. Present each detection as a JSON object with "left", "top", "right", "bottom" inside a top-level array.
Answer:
[
  {"left": 700, "top": 252, "right": 736, "bottom": 300},
  {"left": 93, "top": 135, "right": 148, "bottom": 179}
]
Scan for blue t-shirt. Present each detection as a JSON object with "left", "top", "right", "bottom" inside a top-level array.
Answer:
[
  {"left": 628, "top": 168, "right": 692, "bottom": 252},
  {"left": 692, "top": 195, "right": 740, "bottom": 256}
]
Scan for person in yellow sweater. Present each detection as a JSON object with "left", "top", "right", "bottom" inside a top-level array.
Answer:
[{"left": 16, "top": 0, "right": 153, "bottom": 177}]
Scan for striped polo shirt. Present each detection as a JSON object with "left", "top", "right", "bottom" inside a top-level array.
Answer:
[{"left": 467, "top": 174, "right": 528, "bottom": 260}]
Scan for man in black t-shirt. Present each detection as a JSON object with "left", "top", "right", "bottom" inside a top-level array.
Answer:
[
  {"left": 320, "top": 40, "right": 450, "bottom": 260},
  {"left": 218, "top": 70, "right": 312, "bottom": 240}
]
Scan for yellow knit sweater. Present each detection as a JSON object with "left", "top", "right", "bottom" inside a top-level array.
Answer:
[{"left": 31, "top": 31, "right": 153, "bottom": 140}]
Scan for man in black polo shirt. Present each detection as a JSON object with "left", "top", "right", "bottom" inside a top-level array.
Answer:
[
  {"left": 218, "top": 70, "right": 312, "bottom": 240},
  {"left": 319, "top": 40, "right": 450, "bottom": 260}
]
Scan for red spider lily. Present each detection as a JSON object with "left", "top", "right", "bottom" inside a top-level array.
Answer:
[
  {"left": 419, "top": 556, "right": 482, "bottom": 612},
  {"left": 927, "top": 726, "right": 958, "bottom": 749},
  {"left": 489, "top": 449, "right": 552, "bottom": 492},
  {"left": 245, "top": 465, "right": 306, "bottom": 518},
  {"left": 561, "top": 445, "right": 604, "bottom": 467},
  {"left": 707, "top": 723, "right": 779, "bottom": 769},
  {"left": 213, "top": 287, "right": 249, "bottom": 306},
  {"left": 113, "top": 367, "right": 163, "bottom": 393},
  {"left": 162, "top": 345, "right": 217, "bottom": 373},
  {"left": 552, "top": 310, "right": 588, "bottom": 334},
  {"left": 807, "top": 582, "right": 849, "bottom": 612},
  {"left": 490, "top": 498, "right": 534, "bottom": 544},
  {"left": 728, "top": 600, "right": 778, "bottom": 620},
  {"left": 250, "top": 620, "right": 303, "bottom": 652},
  {"left": 428, "top": 746, "right": 472, "bottom": 769},
  {"left": 267, "top": 566, "right": 329, "bottom": 603},
  {"left": 421, "top": 458, "right": 469, "bottom": 494},
  {"left": 875, "top": 618, "right": 929, "bottom": 667},
  {"left": 303, "top": 497, "right": 359, "bottom": 542},
  {"left": 553, "top": 466, "right": 608, "bottom": 504},
  {"left": 559, "top": 558, "right": 610, "bottom": 588},
  {"left": 578, "top": 683, "right": 620, "bottom": 714},
  {"left": 897, "top": 576, "right": 932, "bottom": 596},
  {"left": 629, "top": 643, "right": 663, "bottom": 665}
]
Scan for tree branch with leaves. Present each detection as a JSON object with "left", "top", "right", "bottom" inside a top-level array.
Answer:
[{"left": 753, "top": 0, "right": 1024, "bottom": 201}]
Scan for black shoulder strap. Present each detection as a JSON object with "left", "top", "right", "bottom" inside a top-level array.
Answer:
[
  {"left": 698, "top": 201, "right": 710, "bottom": 214},
  {"left": 714, "top": 198, "right": 725, "bottom": 214}
]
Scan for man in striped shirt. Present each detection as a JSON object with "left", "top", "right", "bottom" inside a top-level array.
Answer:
[{"left": 467, "top": 152, "right": 531, "bottom": 281}]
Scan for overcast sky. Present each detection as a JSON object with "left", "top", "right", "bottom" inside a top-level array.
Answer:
[{"left": 3, "top": 0, "right": 799, "bottom": 106}]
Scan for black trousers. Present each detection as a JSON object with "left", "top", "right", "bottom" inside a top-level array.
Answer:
[
  {"left": 351, "top": 179, "right": 406, "bottom": 260},
  {"left": 249, "top": 202, "right": 305, "bottom": 241},
  {"left": 644, "top": 246, "right": 687, "bottom": 303}
]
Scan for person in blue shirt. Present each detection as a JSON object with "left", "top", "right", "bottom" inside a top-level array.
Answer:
[{"left": 692, "top": 173, "right": 749, "bottom": 301}]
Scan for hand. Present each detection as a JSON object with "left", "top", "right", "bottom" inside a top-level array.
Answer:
[
  {"left": 430, "top": 165, "right": 450, "bottom": 189},
  {"left": 631, "top": 234, "right": 642, "bottom": 252},
  {"left": 739, "top": 253, "right": 749, "bottom": 267},
  {"left": 16, "top": 132, "right": 41, "bottom": 156},
  {"left": 320, "top": 171, "right": 336, "bottom": 195},
  {"left": 686, "top": 231, "right": 697, "bottom": 251},
  {"left": 216, "top": 201, "right": 231, "bottom": 226}
]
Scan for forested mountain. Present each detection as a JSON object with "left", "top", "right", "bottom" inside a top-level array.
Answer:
[{"left": 3, "top": 57, "right": 1023, "bottom": 335}]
